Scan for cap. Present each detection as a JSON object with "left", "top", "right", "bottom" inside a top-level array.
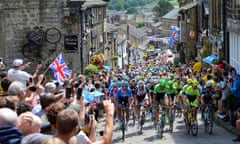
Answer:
[
  {"left": 217, "top": 64, "right": 224, "bottom": 70},
  {"left": 13, "top": 59, "right": 23, "bottom": 67}
]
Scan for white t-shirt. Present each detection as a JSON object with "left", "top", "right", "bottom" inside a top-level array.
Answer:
[
  {"left": 7, "top": 68, "right": 32, "bottom": 86},
  {"left": 76, "top": 132, "right": 91, "bottom": 144}
]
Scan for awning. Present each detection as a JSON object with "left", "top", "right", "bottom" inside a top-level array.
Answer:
[{"left": 202, "top": 54, "right": 218, "bottom": 64}]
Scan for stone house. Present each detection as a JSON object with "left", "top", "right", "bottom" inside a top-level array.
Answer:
[{"left": 0, "top": 0, "right": 109, "bottom": 73}]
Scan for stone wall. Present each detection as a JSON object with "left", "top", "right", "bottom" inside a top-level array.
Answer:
[{"left": 0, "top": 0, "right": 84, "bottom": 73}]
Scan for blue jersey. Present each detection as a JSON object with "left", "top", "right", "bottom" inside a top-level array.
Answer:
[{"left": 116, "top": 88, "right": 133, "bottom": 99}]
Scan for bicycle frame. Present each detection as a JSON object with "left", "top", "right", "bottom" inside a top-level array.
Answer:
[
  {"left": 185, "top": 104, "right": 198, "bottom": 136},
  {"left": 204, "top": 104, "right": 213, "bottom": 134},
  {"left": 138, "top": 104, "right": 147, "bottom": 134}
]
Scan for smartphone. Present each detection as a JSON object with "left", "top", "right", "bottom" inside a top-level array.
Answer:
[
  {"left": 0, "top": 57, "right": 2, "bottom": 62},
  {"left": 38, "top": 61, "right": 42, "bottom": 64},
  {"left": 77, "top": 88, "right": 82, "bottom": 100},
  {"left": 29, "top": 86, "right": 37, "bottom": 92},
  {"left": 65, "top": 88, "right": 72, "bottom": 99}
]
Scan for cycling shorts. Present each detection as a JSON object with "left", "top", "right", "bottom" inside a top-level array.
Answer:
[{"left": 117, "top": 97, "right": 129, "bottom": 109}]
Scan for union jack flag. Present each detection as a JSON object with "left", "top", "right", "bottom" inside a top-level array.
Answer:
[{"left": 49, "top": 54, "right": 72, "bottom": 83}]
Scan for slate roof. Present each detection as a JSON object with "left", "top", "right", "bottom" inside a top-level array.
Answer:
[
  {"left": 118, "top": 24, "right": 147, "bottom": 39},
  {"left": 161, "top": 8, "right": 179, "bottom": 20}
]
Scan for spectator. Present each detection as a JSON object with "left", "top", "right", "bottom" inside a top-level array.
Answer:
[
  {"left": 220, "top": 71, "right": 229, "bottom": 116},
  {"left": 32, "top": 93, "right": 57, "bottom": 118},
  {"left": 233, "top": 108, "right": 240, "bottom": 142},
  {"left": 1, "top": 77, "right": 12, "bottom": 95},
  {"left": 44, "top": 82, "right": 57, "bottom": 94},
  {"left": 45, "top": 101, "right": 67, "bottom": 134},
  {"left": 228, "top": 68, "right": 240, "bottom": 110},
  {"left": 44, "top": 100, "right": 114, "bottom": 144},
  {"left": 0, "top": 108, "right": 23, "bottom": 144},
  {"left": 8, "top": 81, "right": 27, "bottom": 106},
  {"left": 0, "top": 71, "right": 8, "bottom": 94},
  {"left": 7, "top": 59, "right": 35, "bottom": 86},
  {"left": 16, "top": 101, "right": 32, "bottom": 116},
  {"left": 17, "top": 112, "right": 42, "bottom": 136}
]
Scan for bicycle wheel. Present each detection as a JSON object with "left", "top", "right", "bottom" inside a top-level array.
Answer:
[
  {"left": 206, "top": 113, "right": 213, "bottom": 134},
  {"left": 185, "top": 116, "right": 190, "bottom": 134},
  {"left": 45, "top": 27, "right": 62, "bottom": 44},
  {"left": 22, "top": 42, "right": 40, "bottom": 60},
  {"left": 121, "top": 113, "right": 125, "bottom": 141},
  {"left": 139, "top": 112, "right": 145, "bottom": 134},
  {"left": 132, "top": 107, "right": 136, "bottom": 126},
  {"left": 169, "top": 109, "right": 174, "bottom": 132},
  {"left": 156, "top": 122, "right": 163, "bottom": 139},
  {"left": 191, "top": 120, "right": 198, "bottom": 136}
]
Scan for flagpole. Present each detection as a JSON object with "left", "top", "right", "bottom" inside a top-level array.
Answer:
[{"left": 43, "top": 67, "right": 50, "bottom": 75}]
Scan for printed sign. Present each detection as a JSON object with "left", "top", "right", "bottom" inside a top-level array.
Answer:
[{"left": 64, "top": 35, "right": 78, "bottom": 52}]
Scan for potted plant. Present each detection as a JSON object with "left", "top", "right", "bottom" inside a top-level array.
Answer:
[
  {"left": 112, "top": 55, "right": 118, "bottom": 61},
  {"left": 83, "top": 64, "right": 99, "bottom": 76},
  {"left": 90, "top": 54, "right": 104, "bottom": 67}
]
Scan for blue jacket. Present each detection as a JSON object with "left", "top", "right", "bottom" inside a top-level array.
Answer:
[
  {"left": 230, "top": 75, "right": 240, "bottom": 99},
  {"left": 0, "top": 126, "right": 23, "bottom": 144}
]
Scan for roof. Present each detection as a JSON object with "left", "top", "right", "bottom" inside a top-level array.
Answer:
[
  {"left": 180, "top": 1, "right": 198, "bottom": 10},
  {"left": 82, "top": 0, "right": 107, "bottom": 8},
  {"left": 152, "top": 22, "right": 162, "bottom": 27},
  {"left": 119, "top": 24, "right": 147, "bottom": 39},
  {"left": 161, "top": 8, "right": 179, "bottom": 20}
]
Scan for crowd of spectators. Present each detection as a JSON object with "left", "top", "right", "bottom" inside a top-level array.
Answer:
[{"left": 0, "top": 59, "right": 114, "bottom": 144}]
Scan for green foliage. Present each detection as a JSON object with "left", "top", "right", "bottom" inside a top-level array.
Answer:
[
  {"left": 127, "top": 7, "right": 138, "bottom": 14},
  {"left": 136, "top": 23, "right": 144, "bottom": 28},
  {"left": 107, "top": 0, "right": 157, "bottom": 11},
  {"left": 174, "top": 58, "right": 180, "bottom": 66},
  {"left": 83, "top": 64, "right": 99, "bottom": 76},
  {"left": 212, "top": 59, "right": 219, "bottom": 65},
  {"left": 112, "top": 55, "right": 119, "bottom": 61},
  {"left": 200, "top": 45, "right": 209, "bottom": 58},
  {"left": 153, "top": 0, "right": 174, "bottom": 22}
]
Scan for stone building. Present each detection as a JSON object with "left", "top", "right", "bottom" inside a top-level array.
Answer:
[
  {"left": 0, "top": 0, "right": 108, "bottom": 73},
  {"left": 161, "top": 8, "right": 179, "bottom": 38}
]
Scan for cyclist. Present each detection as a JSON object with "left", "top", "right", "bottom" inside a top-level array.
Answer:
[
  {"left": 116, "top": 81, "right": 134, "bottom": 131},
  {"left": 173, "top": 77, "right": 184, "bottom": 104},
  {"left": 184, "top": 80, "right": 201, "bottom": 121},
  {"left": 134, "top": 80, "right": 150, "bottom": 128},
  {"left": 201, "top": 82, "right": 216, "bottom": 118},
  {"left": 173, "top": 77, "right": 184, "bottom": 112},
  {"left": 181, "top": 79, "right": 193, "bottom": 102},
  {"left": 153, "top": 79, "right": 168, "bottom": 125},
  {"left": 165, "top": 80, "right": 177, "bottom": 106}
]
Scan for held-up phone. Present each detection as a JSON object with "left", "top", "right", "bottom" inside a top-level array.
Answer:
[
  {"left": 77, "top": 88, "right": 82, "bottom": 100},
  {"left": 0, "top": 57, "right": 2, "bottom": 62},
  {"left": 65, "top": 88, "right": 72, "bottom": 99}
]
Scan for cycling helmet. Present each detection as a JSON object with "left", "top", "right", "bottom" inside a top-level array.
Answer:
[
  {"left": 187, "top": 79, "right": 193, "bottom": 84},
  {"left": 137, "top": 80, "right": 145, "bottom": 87},
  {"left": 121, "top": 81, "right": 129, "bottom": 87},
  {"left": 159, "top": 79, "right": 166, "bottom": 87},
  {"left": 192, "top": 80, "right": 198, "bottom": 87},
  {"left": 205, "top": 82, "right": 212, "bottom": 88},
  {"left": 130, "top": 79, "right": 136, "bottom": 84},
  {"left": 167, "top": 80, "right": 174, "bottom": 86}
]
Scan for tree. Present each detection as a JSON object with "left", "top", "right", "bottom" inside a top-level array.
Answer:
[
  {"left": 127, "top": 7, "right": 138, "bottom": 14},
  {"left": 153, "top": 0, "right": 174, "bottom": 22}
]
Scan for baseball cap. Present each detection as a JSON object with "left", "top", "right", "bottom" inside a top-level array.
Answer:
[{"left": 13, "top": 59, "right": 23, "bottom": 67}]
